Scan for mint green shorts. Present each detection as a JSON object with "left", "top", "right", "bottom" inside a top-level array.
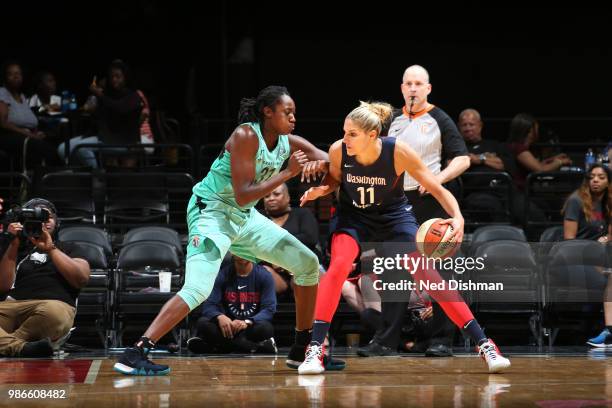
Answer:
[{"left": 177, "top": 195, "right": 319, "bottom": 310}]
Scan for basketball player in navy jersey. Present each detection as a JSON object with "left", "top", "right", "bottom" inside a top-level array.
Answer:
[{"left": 297, "top": 101, "right": 510, "bottom": 374}]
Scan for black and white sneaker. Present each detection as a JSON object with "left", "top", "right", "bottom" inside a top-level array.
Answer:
[
  {"left": 113, "top": 347, "right": 170, "bottom": 376},
  {"left": 187, "top": 337, "right": 211, "bottom": 354},
  {"left": 258, "top": 338, "right": 278, "bottom": 354}
]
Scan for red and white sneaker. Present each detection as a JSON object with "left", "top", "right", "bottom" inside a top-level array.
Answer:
[
  {"left": 478, "top": 339, "right": 511, "bottom": 373},
  {"left": 298, "top": 343, "right": 325, "bottom": 375}
]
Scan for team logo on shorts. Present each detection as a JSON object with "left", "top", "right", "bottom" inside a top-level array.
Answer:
[{"left": 192, "top": 236, "right": 200, "bottom": 247}]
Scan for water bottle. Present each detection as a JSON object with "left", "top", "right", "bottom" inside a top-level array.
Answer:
[
  {"left": 69, "top": 94, "right": 77, "bottom": 111},
  {"left": 585, "top": 148, "right": 595, "bottom": 171},
  {"left": 603, "top": 154, "right": 610, "bottom": 169},
  {"left": 61, "top": 91, "right": 70, "bottom": 113}
]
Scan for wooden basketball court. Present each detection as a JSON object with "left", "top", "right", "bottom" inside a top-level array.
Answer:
[{"left": 1, "top": 349, "right": 611, "bottom": 407}]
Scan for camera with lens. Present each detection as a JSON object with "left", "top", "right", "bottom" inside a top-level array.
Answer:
[{"left": 2, "top": 207, "right": 50, "bottom": 239}]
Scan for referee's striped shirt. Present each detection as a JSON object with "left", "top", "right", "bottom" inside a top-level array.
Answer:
[{"left": 386, "top": 105, "right": 468, "bottom": 191}]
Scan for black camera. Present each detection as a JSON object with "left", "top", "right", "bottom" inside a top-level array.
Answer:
[{"left": 2, "top": 207, "right": 50, "bottom": 238}]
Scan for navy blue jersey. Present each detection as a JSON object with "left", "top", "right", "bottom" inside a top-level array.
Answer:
[{"left": 338, "top": 137, "right": 408, "bottom": 215}]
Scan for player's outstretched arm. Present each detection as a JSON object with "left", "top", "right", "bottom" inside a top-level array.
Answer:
[
  {"left": 300, "top": 140, "right": 342, "bottom": 207},
  {"left": 230, "top": 126, "right": 308, "bottom": 207},
  {"left": 394, "top": 140, "right": 464, "bottom": 242},
  {"left": 288, "top": 135, "right": 330, "bottom": 182}
]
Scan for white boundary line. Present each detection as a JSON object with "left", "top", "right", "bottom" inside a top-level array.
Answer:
[{"left": 84, "top": 360, "right": 102, "bottom": 384}]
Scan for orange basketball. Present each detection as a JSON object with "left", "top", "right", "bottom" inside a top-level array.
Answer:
[{"left": 415, "top": 218, "right": 458, "bottom": 259}]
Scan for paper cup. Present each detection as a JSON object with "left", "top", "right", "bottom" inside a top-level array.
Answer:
[{"left": 158, "top": 271, "right": 172, "bottom": 293}]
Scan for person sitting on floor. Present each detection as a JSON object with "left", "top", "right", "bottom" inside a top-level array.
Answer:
[
  {"left": 0, "top": 198, "right": 90, "bottom": 357},
  {"left": 187, "top": 255, "right": 277, "bottom": 354}
]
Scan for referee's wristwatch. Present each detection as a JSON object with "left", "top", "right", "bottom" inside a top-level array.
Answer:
[{"left": 479, "top": 153, "right": 486, "bottom": 164}]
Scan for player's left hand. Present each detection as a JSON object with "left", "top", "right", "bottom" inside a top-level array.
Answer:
[
  {"left": 438, "top": 217, "right": 464, "bottom": 244},
  {"left": 301, "top": 160, "right": 328, "bottom": 183}
]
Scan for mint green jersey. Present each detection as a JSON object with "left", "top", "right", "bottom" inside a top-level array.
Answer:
[{"left": 192, "top": 122, "right": 291, "bottom": 210}]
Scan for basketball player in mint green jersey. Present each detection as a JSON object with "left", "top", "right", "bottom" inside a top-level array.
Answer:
[{"left": 115, "top": 86, "right": 328, "bottom": 376}]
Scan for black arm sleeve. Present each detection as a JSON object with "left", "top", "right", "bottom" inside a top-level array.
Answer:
[{"left": 430, "top": 107, "right": 468, "bottom": 161}]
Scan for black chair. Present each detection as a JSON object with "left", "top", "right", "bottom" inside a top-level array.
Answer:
[
  {"left": 59, "top": 226, "right": 113, "bottom": 258},
  {"left": 460, "top": 171, "right": 513, "bottom": 230},
  {"left": 113, "top": 240, "right": 183, "bottom": 347},
  {"left": 469, "top": 225, "right": 527, "bottom": 256},
  {"left": 122, "top": 226, "right": 183, "bottom": 257},
  {"left": 471, "top": 240, "right": 542, "bottom": 345},
  {"left": 68, "top": 241, "right": 112, "bottom": 348},
  {"left": 525, "top": 171, "right": 583, "bottom": 239},
  {"left": 537, "top": 225, "right": 564, "bottom": 260},
  {"left": 103, "top": 172, "right": 170, "bottom": 231},
  {"left": 0, "top": 172, "right": 31, "bottom": 208},
  {"left": 40, "top": 172, "right": 96, "bottom": 224},
  {"left": 164, "top": 173, "right": 195, "bottom": 232},
  {"left": 542, "top": 239, "right": 607, "bottom": 347}
]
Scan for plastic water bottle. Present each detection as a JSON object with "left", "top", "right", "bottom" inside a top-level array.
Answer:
[
  {"left": 61, "top": 91, "right": 70, "bottom": 113},
  {"left": 69, "top": 94, "right": 77, "bottom": 111},
  {"left": 585, "top": 148, "right": 595, "bottom": 171}
]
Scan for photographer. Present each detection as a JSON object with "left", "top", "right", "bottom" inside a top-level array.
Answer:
[{"left": 0, "top": 199, "right": 90, "bottom": 357}]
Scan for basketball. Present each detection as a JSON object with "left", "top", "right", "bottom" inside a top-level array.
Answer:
[{"left": 415, "top": 218, "right": 457, "bottom": 259}]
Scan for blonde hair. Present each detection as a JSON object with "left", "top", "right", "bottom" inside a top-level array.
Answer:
[{"left": 346, "top": 101, "right": 394, "bottom": 136}]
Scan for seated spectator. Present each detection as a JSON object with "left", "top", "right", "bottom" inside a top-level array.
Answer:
[
  {"left": 58, "top": 59, "right": 142, "bottom": 168},
  {"left": 187, "top": 255, "right": 277, "bottom": 354},
  {"left": 458, "top": 108, "right": 514, "bottom": 222},
  {"left": 563, "top": 164, "right": 611, "bottom": 241},
  {"left": 29, "top": 71, "right": 65, "bottom": 146},
  {"left": 564, "top": 164, "right": 612, "bottom": 348},
  {"left": 261, "top": 183, "right": 321, "bottom": 296},
  {"left": 0, "top": 198, "right": 90, "bottom": 357},
  {"left": 340, "top": 259, "right": 436, "bottom": 353},
  {"left": 507, "top": 113, "right": 572, "bottom": 225},
  {"left": 28, "top": 71, "right": 61, "bottom": 115},
  {"left": 0, "top": 60, "right": 60, "bottom": 171}
]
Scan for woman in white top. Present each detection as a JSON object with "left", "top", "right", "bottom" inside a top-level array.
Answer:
[{"left": 0, "top": 60, "right": 59, "bottom": 170}]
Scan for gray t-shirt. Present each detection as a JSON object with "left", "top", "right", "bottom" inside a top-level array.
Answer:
[
  {"left": 564, "top": 193, "right": 608, "bottom": 240},
  {"left": 0, "top": 87, "right": 38, "bottom": 129}
]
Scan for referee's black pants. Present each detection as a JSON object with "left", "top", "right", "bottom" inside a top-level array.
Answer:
[{"left": 374, "top": 191, "right": 456, "bottom": 350}]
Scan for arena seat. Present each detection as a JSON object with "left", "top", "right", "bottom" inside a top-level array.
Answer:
[
  {"left": 113, "top": 240, "right": 183, "bottom": 347},
  {"left": 542, "top": 239, "right": 607, "bottom": 347},
  {"left": 471, "top": 240, "right": 542, "bottom": 345},
  {"left": 468, "top": 225, "right": 527, "bottom": 256}
]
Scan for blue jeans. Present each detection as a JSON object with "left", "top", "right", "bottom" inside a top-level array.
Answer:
[{"left": 57, "top": 136, "right": 130, "bottom": 168}]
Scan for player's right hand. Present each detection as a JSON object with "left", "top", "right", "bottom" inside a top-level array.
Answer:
[
  {"left": 287, "top": 150, "right": 308, "bottom": 177},
  {"left": 299, "top": 185, "right": 329, "bottom": 207}
]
